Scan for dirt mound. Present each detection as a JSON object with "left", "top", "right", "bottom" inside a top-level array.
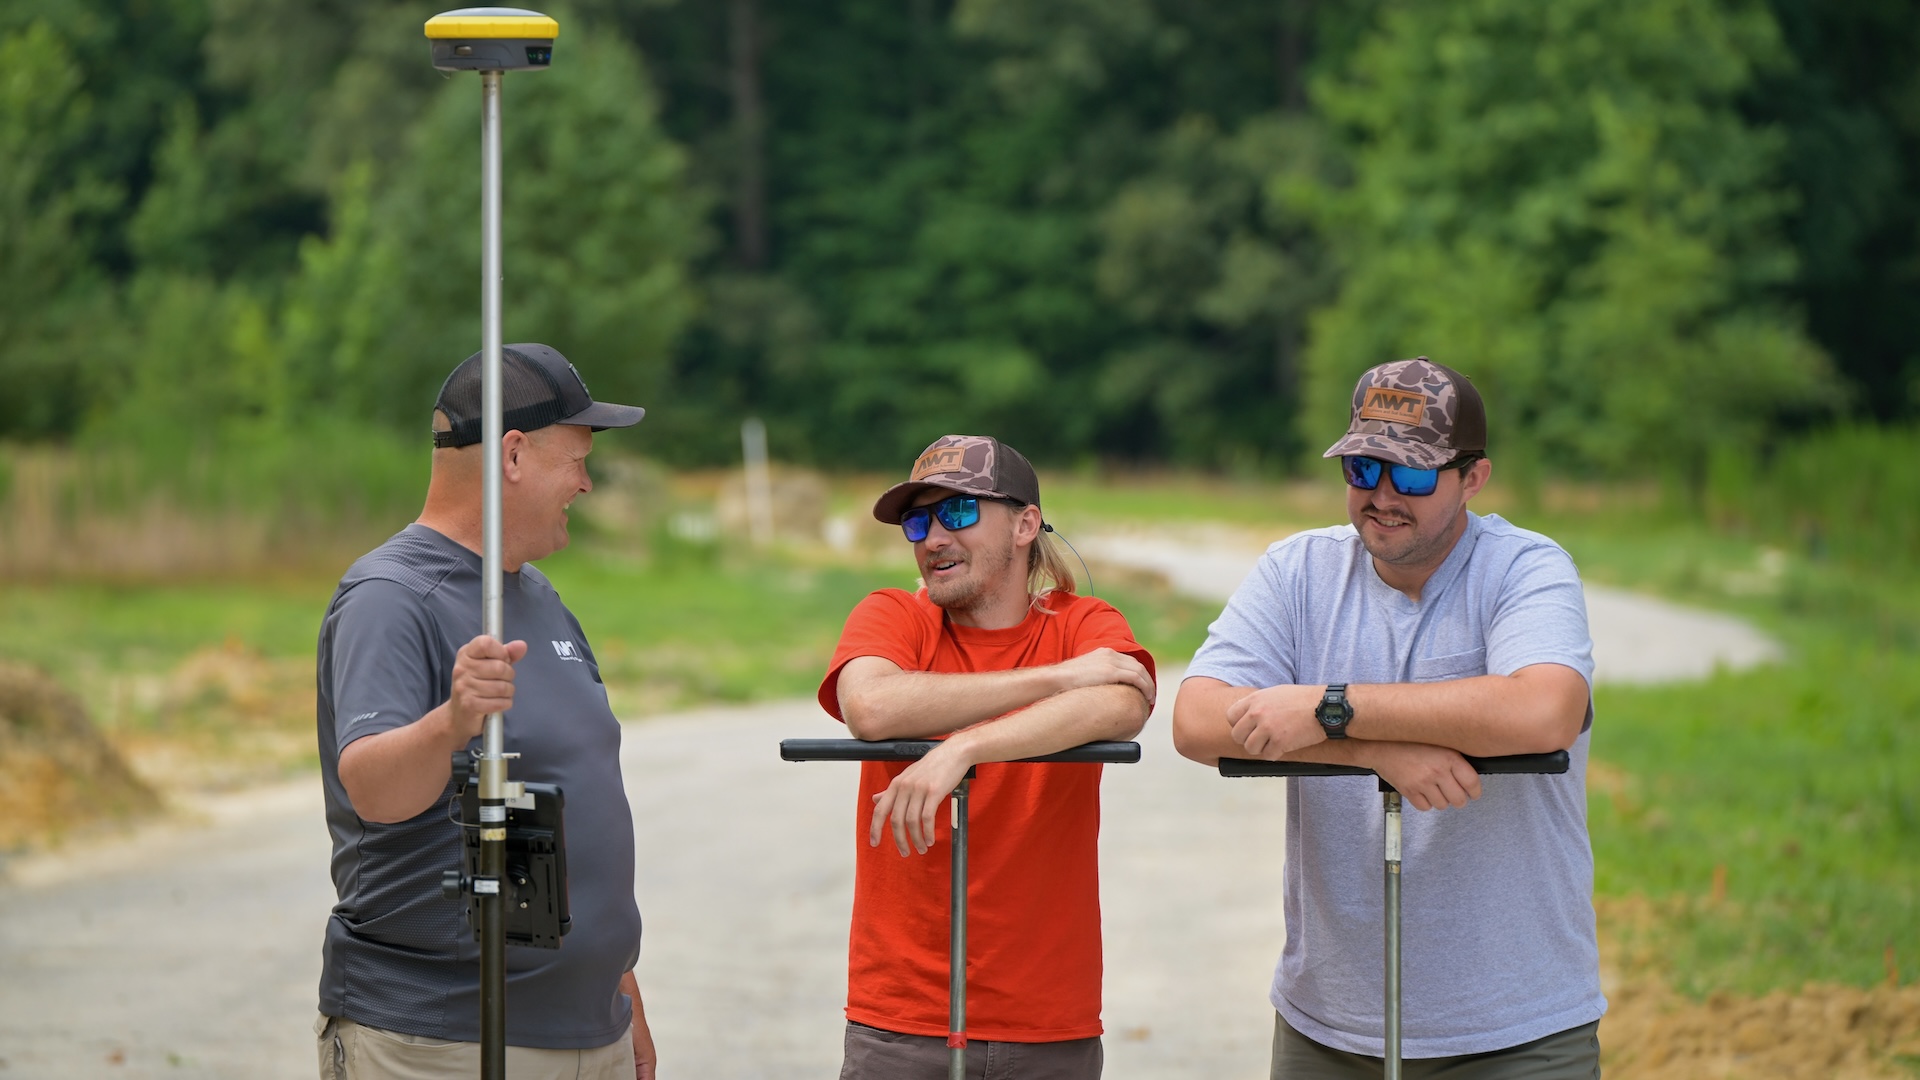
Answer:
[
  {"left": 109, "top": 642, "right": 317, "bottom": 792},
  {"left": 0, "top": 661, "right": 159, "bottom": 849},
  {"left": 1603, "top": 976, "right": 1920, "bottom": 1078}
]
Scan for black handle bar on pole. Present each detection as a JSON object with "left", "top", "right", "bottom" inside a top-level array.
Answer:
[
  {"left": 781, "top": 739, "right": 1142, "bottom": 765},
  {"left": 782, "top": 738, "right": 1139, "bottom": 1080},
  {"left": 1215, "top": 748, "right": 1568, "bottom": 1080}
]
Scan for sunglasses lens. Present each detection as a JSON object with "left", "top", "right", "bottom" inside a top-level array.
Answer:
[
  {"left": 934, "top": 496, "right": 981, "bottom": 531},
  {"left": 1343, "top": 457, "right": 1382, "bottom": 490},
  {"left": 901, "top": 496, "right": 982, "bottom": 541},
  {"left": 1345, "top": 456, "right": 1443, "bottom": 495},
  {"left": 1388, "top": 464, "right": 1440, "bottom": 497},
  {"left": 901, "top": 509, "right": 932, "bottom": 542}
]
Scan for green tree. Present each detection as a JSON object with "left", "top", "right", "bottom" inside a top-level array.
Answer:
[
  {"left": 1757, "top": 0, "right": 1920, "bottom": 420},
  {"left": 1305, "top": 0, "right": 1837, "bottom": 485},
  {"left": 1093, "top": 113, "right": 1339, "bottom": 467},
  {"left": 278, "top": 27, "right": 707, "bottom": 434},
  {"left": 0, "top": 21, "right": 121, "bottom": 438}
]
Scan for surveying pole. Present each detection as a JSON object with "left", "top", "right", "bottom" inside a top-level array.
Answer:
[{"left": 422, "top": 9, "right": 558, "bottom": 1078}]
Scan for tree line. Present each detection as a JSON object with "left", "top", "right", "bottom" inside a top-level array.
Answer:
[{"left": 2, "top": 0, "right": 1914, "bottom": 481}]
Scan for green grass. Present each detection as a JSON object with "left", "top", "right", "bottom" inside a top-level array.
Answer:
[
  {"left": 1588, "top": 633, "right": 1918, "bottom": 994},
  {"left": 538, "top": 538, "right": 908, "bottom": 711},
  {"left": 1530, "top": 509, "right": 1920, "bottom": 996},
  {"left": 0, "top": 576, "right": 337, "bottom": 685}
]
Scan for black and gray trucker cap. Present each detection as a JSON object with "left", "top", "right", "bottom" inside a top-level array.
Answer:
[{"left": 432, "top": 343, "right": 645, "bottom": 448}]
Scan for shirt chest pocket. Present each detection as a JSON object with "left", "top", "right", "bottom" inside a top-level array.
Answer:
[{"left": 1410, "top": 647, "right": 1486, "bottom": 683}]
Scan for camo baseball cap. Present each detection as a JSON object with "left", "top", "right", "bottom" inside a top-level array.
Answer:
[
  {"left": 1322, "top": 357, "right": 1487, "bottom": 469},
  {"left": 871, "top": 435, "right": 1042, "bottom": 524}
]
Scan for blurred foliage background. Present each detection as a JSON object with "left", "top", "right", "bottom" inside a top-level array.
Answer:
[{"left": 2, "top": 0, "right": 1915, "bottom": 488}]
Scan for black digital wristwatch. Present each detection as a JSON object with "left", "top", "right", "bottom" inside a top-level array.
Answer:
[{"left": 1315, "top": 683, "right": 1353, "bottom": 740}]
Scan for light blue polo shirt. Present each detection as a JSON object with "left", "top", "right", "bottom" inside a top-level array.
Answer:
[{"left": 1186, "top": 511, "right": 1604, "bottom": 1058}]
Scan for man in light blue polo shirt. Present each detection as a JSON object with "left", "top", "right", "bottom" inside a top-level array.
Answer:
[{"left": 1172, "top": 357, "right": 1604, "bottom": 1079}]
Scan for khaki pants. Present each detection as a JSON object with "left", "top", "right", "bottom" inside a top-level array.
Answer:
[
  {"left": 840, "top": 1021, "right": 1102, "bottom": 1080},
  {"left": 316, "top": 1014, "right": 634, "bottom": 1080}
]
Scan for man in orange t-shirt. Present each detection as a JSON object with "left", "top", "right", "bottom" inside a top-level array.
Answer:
[{"left": 817, "top": 434, "right": 1156, "bottom": 1080}]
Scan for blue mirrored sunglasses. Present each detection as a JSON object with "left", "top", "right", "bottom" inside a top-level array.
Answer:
[
  {"left": 1342, "top": 455, "right": 1476, "bottom": 497},
  {"left": 900, "top": 495, "right": 1020, "bottom": 542}
]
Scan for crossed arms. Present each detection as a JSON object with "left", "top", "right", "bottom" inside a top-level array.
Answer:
[
  {"left": 1171, "top": 665, "right": 1588, "bottom": 811},
  {"left": 835, "top": 647, "right": 1155, "bottom": 856}
]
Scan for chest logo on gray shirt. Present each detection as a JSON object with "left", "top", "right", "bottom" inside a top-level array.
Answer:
[{"left": 551, "top": 640, "right": 585, "bottom": 662}]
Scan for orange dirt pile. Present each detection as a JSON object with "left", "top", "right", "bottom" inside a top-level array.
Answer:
[
  {"left": 1597, "top": 896, "right": 1920, "bottom": 1078},
  {"left": 109, "top": 641, "right": 317, "bottom": 792},
  {"left": 1602, "top": 976, "right": 1920, "bottom": 1079},
  {"left": 0, "top": 661, "right": 159, "bottom": 848}
]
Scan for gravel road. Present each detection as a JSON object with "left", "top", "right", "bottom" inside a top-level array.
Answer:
[{"left": 0, "top": 532, "right": 1780, "bottom": 1079}]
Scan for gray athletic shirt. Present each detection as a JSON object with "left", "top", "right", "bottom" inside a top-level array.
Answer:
[
  {"left": 315, "top": 524, "right": 641, "bottom": 1048},
  {"left": 1186, "top": 512, "right": 1605, "bottom": 1057}
]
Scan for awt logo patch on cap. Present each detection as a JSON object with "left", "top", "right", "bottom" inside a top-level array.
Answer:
[
  {"left": 912, "top": 447, "right": 968, "bottom": 481},
  {"left": 1358, "top": 387, "right": 1428, "bottom": 426}
]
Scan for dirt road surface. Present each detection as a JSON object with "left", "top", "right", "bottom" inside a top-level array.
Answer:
[{"left": 0, "top": 532, "right": 1780, "bottom": 1078}]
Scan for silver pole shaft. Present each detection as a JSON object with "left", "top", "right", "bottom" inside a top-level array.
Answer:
[
  {"left": 478, "top": 67, "right": 508, "bottom": 1080},
  {"left": 480, "top": 69, "right": 505, "bottom": 725},
  {"left": 1383, "top": 790, "right": 1402, "bottom": 1080},
  {"left": 949, "top": 779, "right": 970, "bottom": 1080}
]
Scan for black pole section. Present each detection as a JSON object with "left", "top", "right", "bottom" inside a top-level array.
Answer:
[{"left": 479, "top": 824, "right": 505, "bottom": 1079}]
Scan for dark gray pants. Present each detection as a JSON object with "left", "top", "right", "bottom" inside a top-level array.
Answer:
[
  {"left": 1271, "top": 1012, "right": 1600, "bottom": 1079},
  {"left": 840, "top": 1022, "right": 1102, "bottom": 1080}
]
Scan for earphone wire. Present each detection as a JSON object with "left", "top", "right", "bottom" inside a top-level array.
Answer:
[{"left": 1041, "top": 522, "right": 1094, "bottom": 598}]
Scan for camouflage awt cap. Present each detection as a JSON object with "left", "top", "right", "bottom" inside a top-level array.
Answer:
[
  {"left": 871, "top": 435, "right": 1042, "bottom": 524},
  {"left": 1322, "top": 357, "right": 1487, "bottom": 469}
]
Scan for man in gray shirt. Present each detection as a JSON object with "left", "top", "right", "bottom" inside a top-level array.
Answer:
[
  {"left": 1173, "top": 357, "right": 1604, "bottom": 1079},
  {"left": 314, "top": 344, "right": 655, "bottom": 1079}
]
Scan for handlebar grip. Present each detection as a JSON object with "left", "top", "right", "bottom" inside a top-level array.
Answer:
[
  {"left": 1218, "top": 750, "right": 1568, "bottom": 778},
  {"left": 781, "top": 739, "right": 1141, "bottom": 765}
]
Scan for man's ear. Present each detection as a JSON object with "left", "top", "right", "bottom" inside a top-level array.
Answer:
[
  {"left": 500, "top": 429, "right": 531, "bottom": 483},
  {"left": 1012, "top": 502, "right": 1044, "bottom": 545},
  {"left": 1460, "top": 458, "right": 1493, "bottom": 502}
]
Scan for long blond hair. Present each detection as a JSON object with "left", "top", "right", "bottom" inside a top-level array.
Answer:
[{"left": 1028, "top": 525, "right": 1077, "bottom": 612}]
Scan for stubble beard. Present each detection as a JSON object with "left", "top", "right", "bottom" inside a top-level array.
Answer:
[
  {"left": 1355, "top": 505, "right": 1464, "bottom": 573},
  {"left": 925, "top": 539, "right": 1019, "bottom": 615}
]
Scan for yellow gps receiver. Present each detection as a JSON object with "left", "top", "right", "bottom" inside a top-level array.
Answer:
[{"left": 424, "top": 7, "right": 560, "bottom": 72}]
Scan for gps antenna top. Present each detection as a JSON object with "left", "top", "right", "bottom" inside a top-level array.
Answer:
[{"left": 424, "top": 7, "right": 559, "bottom": 72}]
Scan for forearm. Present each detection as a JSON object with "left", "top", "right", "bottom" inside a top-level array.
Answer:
[
  {"left": 1344, "top": 668, "right": 1587, "bottom": 756},
  {"left": 1175, "top": 668, "right": 1584, "bottom": 764},
  {"left": 1171, "top": 679, "right": 1253, "bottom": 765},
  {"left": 841, "top": 666, "right": 1073, "bottom": 740},
  {"left": 1176, "top": 684, "right": 1393, "bottom": 767},
  {"left": 337, "top": 703, "right": 469, "bottom": 823},
  {"left": 940, "top": 683, "right": 1148, "bottom": 768}
]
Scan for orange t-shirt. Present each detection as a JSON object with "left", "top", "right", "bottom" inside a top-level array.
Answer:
[{"left": 816, "top": 588, "right": 1155, "bottom": 1042}]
